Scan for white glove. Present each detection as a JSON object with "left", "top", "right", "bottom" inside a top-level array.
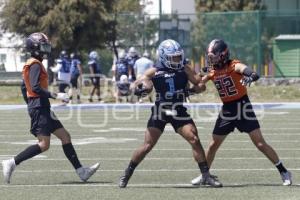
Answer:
[{"left": 56, "top": 93, "right": 70, "bottom": 102}]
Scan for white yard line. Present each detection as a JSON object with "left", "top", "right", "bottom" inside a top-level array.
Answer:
[
  {"left": 4, "top": 168, "right": 300, "bottom": 173},
  {"left": 0, "top": 157, "right": 299, "bottom": 161}
]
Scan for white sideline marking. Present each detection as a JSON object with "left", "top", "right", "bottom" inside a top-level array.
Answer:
[
  {"left": 4, "top": 137, "right": 137, "bottom": 145},
  {"left": 1, "top": 157, "right": 299, "bottom": 161},
  {"left": 1, "top": 183, "right": 299, "bottom": 188},
  {"left": 5, "top": 168, "right": 300, "bottom": 173},
  {"left": 1, "top": 148, "right": 300, "bottom": 151},
  {"left": 0, "top": 155, "right": 46, "bottom": 160}
]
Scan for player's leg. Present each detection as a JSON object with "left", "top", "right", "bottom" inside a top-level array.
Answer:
[
  {"left": 95, "top": 78, "right": 101, "bottom": 101},
  {"left": 248, "top": 128, "right": 291, "bottom": 185},
  {"left": 206, "top": 134, "right": 227, "bottom": 168},
  {"left": 176, "top": 123, "right": 222, "bottom": 187},
  {"left": 190, "top": 110, "right": 234, "bottom": 185},
  {"left": 119, "top": 127, "right": 163, "bottom": 188},
  {"left": 53, "top": 127, "right": 100, "bottom": 182},
  {"left": 2, "top": 135, "right": 50, "bottom": 184}
]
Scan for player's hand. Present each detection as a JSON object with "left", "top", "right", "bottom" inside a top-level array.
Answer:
[
  {"left": 134, "top": 83, "right": 148, "bottom": 96},
  {"left": 92, "top": 78, "right": 97, "bottom": 85},
  {"left": 50, "top": 92, "right": 57, "bottom": 99},
  {"left": 240, "top": 76, "right": 253, "bottom": 86},
  {"left": 56, "top": 93, "right": 70, "bottom": 102}
]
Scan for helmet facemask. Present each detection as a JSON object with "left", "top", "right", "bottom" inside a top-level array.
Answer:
[
  {"left": 164, "top": 52, "right": 184, "bottom": 70},
  {"left": 207, "top": 48, "right": 229, "bottom": 70}
]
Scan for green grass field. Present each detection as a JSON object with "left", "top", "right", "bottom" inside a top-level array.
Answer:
[{"left": 0, "top": 106, "right": 300, "bottom": 200}]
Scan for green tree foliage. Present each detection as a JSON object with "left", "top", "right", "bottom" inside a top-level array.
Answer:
[
  {"left": 0, "top": 0, "right": 114, "bottom": 53},
  {"left": 192, "top": 0, "right": 266, "bottom": 66}
]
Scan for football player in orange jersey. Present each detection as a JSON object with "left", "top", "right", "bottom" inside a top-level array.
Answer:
[
  {"left": 191, "top": 39, "right": 292, "bottom": 186},
  {"left": 2, "top": 32, "right": 99, "bottom": 184}
]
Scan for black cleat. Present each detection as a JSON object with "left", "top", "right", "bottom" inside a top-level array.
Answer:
[{"left": 119, "top": 174, "right": 131, "bottom": 188}]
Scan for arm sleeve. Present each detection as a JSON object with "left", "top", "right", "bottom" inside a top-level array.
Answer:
[
  {"left": 20, "top": 80, "right": 28, "bottom": 104},
  {"left": 29, "top": 64, "right": 52, "bottom": 98}
]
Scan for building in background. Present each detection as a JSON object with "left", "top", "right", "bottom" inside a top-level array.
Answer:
[{"left": 262, "top": 0, "right": 300, "bottom": 10}]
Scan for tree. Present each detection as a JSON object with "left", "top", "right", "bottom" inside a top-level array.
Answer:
[
  {"left": 192, "top": 0, "right": 266, "bottom": 67},
  {"left": 0, "top": 0, "right": 114, "bottom": 55}
]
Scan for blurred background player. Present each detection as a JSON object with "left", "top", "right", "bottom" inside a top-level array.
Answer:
[
  {"left": 2, "top": 32, "right": 100, "bottom": 184},
  {"left": 126, "top": 47, "right": 140, "bottom": 82},
  {"left": 134, "top": 51, "right": 154, "bottom": 103},
  {"left": 51, "top": 50, "right": 71, "bottom": 104},
  {"left": 57, "top": 51, "right": 71, "bottom": 93},
  {"left": 191, "top": 39, "right": 292, "bottom": 186},
  {"left": 69, "top": 52, "right": 82, "bottom": 104},
  {"left": 88, "top": 51, "right": 102, "bottom": 102},
  {"left": 114, "top": 52, "right": 133, "bottom": 102},
  {"left": 119, "top": 39, "right": 222, "bottom": 188}
]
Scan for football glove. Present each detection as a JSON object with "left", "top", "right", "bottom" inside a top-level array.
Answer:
[
  {"left": 240, "top": 76, "right": 254, "bottom": 86},
  {"left": 134, "top": 83, "right": 148, "bottom": 97}
]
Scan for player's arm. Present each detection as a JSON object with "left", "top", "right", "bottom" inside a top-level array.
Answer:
[
  {"left": 184, "top": 65, "right": 206, "bottom": 94},
  {"left": 21, "top": 80, "right": 28, "bottom": 104},
  {"left": 132, "top": 67, "right": 156, "bottom": 96},
  {"left": 29, "top": 64, "right": 56, "bottom": 99},
  {"left": 235, "top": 63, "right": 260, "bottom": 86}
]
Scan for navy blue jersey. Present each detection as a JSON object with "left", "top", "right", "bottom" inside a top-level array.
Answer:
[
  {"left": 88, "top": 59, "right": 101, "bottom": 74},
  {"left": 115, "top": 60, "right": 129, "bottom": 80},
  {"left": 126, "top": 55, "right": 139, "bottom": 80},
  {"left": 70, "top": 58, "right": 81, "bottom": 76},
  {"left": 58, "top": 58, "right": 71, "bottom": 73},
  {"left": 152, "top": 62, "right": 188, "bottom": 105}
]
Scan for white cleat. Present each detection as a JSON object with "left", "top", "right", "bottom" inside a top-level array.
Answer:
[
  {"left": 281, "top": 171, "right": 292, "bottom": 186},
  {"left": 2, "top": 158, "right": 16, "bottom": 184},
  {"left": 76, "top": 163, "right": 100, "bottom": 182},
  {"left": 191, "top": 174, "right": 202, "bottom": 185},
  {"left": 191, "top": 174, "right": 222, "bottom": 187}
]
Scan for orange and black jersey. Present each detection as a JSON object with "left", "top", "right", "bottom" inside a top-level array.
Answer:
[
  {"left": 207, "top": 59, "right": 247, "bottom": 103},
  {"left": 22, "top": 58, "right": 51, "bottom": 108}
]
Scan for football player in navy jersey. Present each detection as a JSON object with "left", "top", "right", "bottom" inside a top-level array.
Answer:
[
  {"left": 88, "top": 51, "right": 102, "bottom": 102},
  {"left": 118, "top": 39, "right": 222, "bottom": 188},
  {"left": 70, "top": 52, "right": 82, "bottom": 103},
  {"left": 126, "top": 47, "right": 140, "bottom": 81},
  {"left": 114, "top": 52, "right": 133, "bottom": 102}
]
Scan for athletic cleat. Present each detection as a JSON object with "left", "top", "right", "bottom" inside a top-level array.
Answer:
[
  {"left": 2, "top": 158, "right": 16, "bottom": 184},
  {"left": 119, "top": 174, "right": 131, "bottom": 188},
  {"left": 76, "top": 162, "right": 100, "bottom": 182},
  {"left": 281, "top": 171, "right": 292, "bottom": 186},
  {"left": 191, "top": 174, "right": 219, "bottom": 185},
  {"left": 200, "top": 174, "right": 223, "bottom": 187}
]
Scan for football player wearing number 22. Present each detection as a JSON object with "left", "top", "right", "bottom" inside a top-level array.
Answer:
[
  {"left": 119, "top": 39, "right": 223, "bottom": 188},
  {"left": 191, "top": 39, "right": 292, "bottom": 186}
]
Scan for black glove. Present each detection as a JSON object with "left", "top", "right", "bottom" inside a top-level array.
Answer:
[
  {"left": 240, "top": 76, "right": 254, "bottom": 86},
  {"left": 134, "top": 83, "right": 148, "bottom": 96}
]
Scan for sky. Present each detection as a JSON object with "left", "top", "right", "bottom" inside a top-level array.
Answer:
[{"left": 142, "top": 0, "right": 172, "bottom": 15}]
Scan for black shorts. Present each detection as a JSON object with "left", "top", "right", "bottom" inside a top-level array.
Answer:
[
  {"left": 147, "top": 105, "right": 195, "bottom": 132},
  {"left": 213, "top": 95, "right": 260, "bottom": 135},
  {"left": 28, "top": 107, "right": 63, "bottom": 137},
  {"left": 91, "top": 77, "right": 100, "bottom": 87},
  {"left": 71, "top": 74, "right": 79, "bottom": 88}
]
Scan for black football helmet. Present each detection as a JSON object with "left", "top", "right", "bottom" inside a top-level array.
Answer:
[
  {"left": 25, "top": 32, "right": 51, "bottom": 58},
  {"left": 206, "top": 39, "right": 230, "bottom": 69}
]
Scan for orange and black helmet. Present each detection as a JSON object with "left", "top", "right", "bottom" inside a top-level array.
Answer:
[
  {"left": 25, "top": 32, "right": 51, "bottom": 58},
  {"left": 206, "top": 39, "right": 230, "bottom": 69}
]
